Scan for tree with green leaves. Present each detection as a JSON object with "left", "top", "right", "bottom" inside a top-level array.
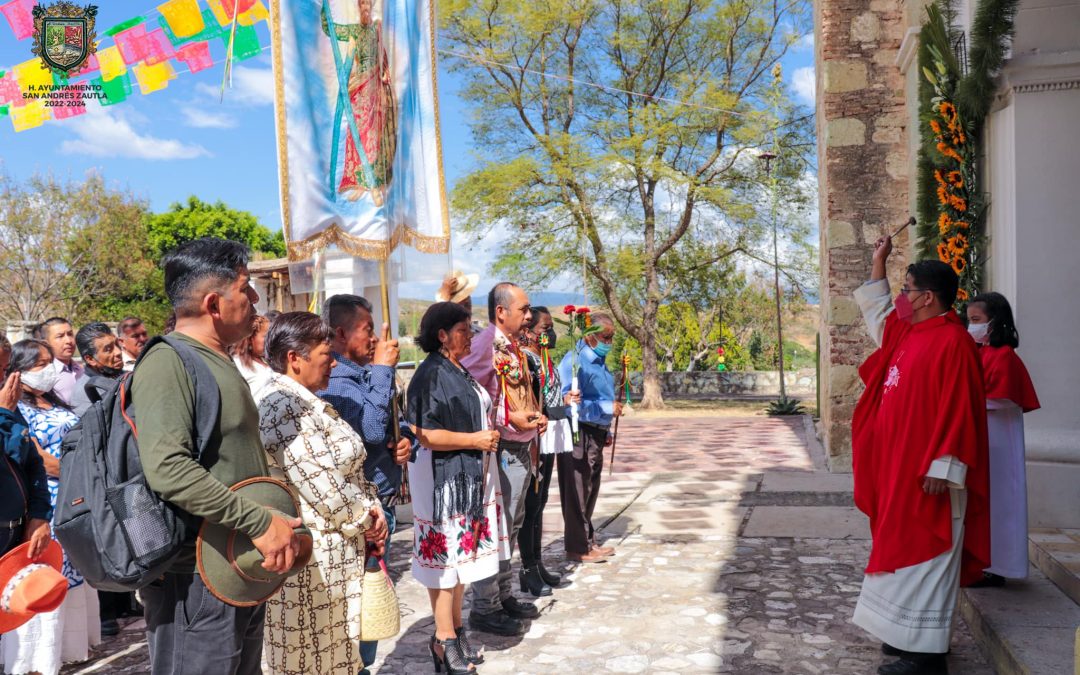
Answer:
[
  {"left": 443, "top": 0, "right": 813, "bottom": 407},
  {"left": 147, "top": 196, "right": 286, "bottom": 261}
]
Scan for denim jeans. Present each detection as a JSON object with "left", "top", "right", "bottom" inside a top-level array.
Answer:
[
  {"left": 143, "top": 572, "right": 265, "bottom": 675},
  {"left": 358, "top": 502, "right": 397, "bottom": 668},
  {"left": 470, "top": 440, "right": 532, "bottom": 615}
]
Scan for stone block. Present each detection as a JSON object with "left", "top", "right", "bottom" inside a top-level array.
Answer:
[
  {"left": 825, "top": 118, "right": 866, "bottom": 147},
  {"left": 827, "top": 297, "right": 860, "bottom": 326},
  {"left": 826, "top": 219, "right": 857, "bottom": 247},
  {"left": 885, "top": 150, "right": 908, "bottom": 178},
  {"left": 850, "top": 12, "right": 881, "bottom": 43},
  {"left": 872, "top": 126, "right": 902, "bottom": 144},
  {"left": 824, "top": 61, "right": 868, "bottom": 93},
  {"left": 827, "top": 364, "right": 860, "bottom": 396}
]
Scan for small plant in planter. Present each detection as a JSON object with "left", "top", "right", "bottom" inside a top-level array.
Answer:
[{"left": 766, "top": 396, "right": 805, "bottom": 416}]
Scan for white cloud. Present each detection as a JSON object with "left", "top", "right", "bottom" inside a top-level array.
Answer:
[
  {"left": 794, "top": 33, "right": 814, "bottom": 51},
  {"left": 792, "top": 66, "right": 816, "bottom": 106},
  {"left": 197, "top": 65, "right": 275, "bottom": 106},
  {"left": 60, "top": 105, "right": 210, "bottom": 160},
  {"left": 181, "top": 107, "right": 237, "bottom": 129}
]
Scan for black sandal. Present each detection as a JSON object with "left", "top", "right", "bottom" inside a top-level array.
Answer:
[
  {"left": 429, "top": 635, "right": 475, "bottom": 673},
  {"left": 456, "top": 626, "right": 484, "bottom": 665}
]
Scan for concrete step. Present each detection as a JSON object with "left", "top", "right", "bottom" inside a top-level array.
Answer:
[
  {"left": 959, "top": 564, "right": 1080, "bottom": 675},
  {"left": 1030, "top": 529, "right": 1080, "bottom": 608}
]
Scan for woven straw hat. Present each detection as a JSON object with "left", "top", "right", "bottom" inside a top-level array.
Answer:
[
  {"left": 196, "top": 477, "right": 313, "bottom": 607},
  {"left": 435, "top": 270, "right": 480, "bottom": 304},
  {"left": 0, "top": 539, "right": 68, "bottom": 633}
]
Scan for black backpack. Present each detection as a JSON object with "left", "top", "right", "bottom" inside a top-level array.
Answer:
[{"left": 54, "top": 335, "right": 221, "bottom": 591}]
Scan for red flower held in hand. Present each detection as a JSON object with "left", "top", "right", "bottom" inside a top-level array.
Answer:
[
  {"left": 577, "top": 306, "right": 591, "bottom": 314},
  {"left": 563, "top": 305, "right": 577, "bottom": 315}
]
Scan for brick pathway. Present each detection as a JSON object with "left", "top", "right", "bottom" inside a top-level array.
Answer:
[{"left": 58, "top": 413, "right": 994, "bottom": 674}]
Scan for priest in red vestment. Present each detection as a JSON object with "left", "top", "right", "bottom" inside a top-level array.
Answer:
[{"left": 850, "top": 236, "right": 990, "bottom": 675}]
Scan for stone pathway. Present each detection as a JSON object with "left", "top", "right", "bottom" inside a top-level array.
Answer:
[{"left": 59, "top": 413, "right": 995, "bottom": 674}]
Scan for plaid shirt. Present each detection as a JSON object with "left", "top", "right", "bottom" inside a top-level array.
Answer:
[{"left": 318, "top": 353, "right": 414, "bottom": 499}]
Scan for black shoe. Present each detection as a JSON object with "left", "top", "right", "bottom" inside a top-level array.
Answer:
[
  {"left": 877, "top": 653, "right": 948, "bottom": 675},
  {"left": 429, "top": 635, "right": 473, "bottom": 674},
  {"left": 537, "top": 562, "right": 562, "bottom": 587},
  {"left": 100, "top": 618, "right": 120, "bottom": 637},
  {"left": 969, "top": 572, "right": 1007, "bottom": 588},
  {"left": 468, "top": 609, "right": 523, "bottom": 636},
  {"left": 502, "top": 595, "right": 540, "bottom": 619},
  {"left": 519, "top": 566, "right": 553, "bottom": 597},
  {"left": 455, "top": 626, "right": 484, "bottom": 665}
]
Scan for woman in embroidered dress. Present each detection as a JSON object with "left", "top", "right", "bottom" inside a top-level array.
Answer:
[
  {"left": 1, "top": 340, "right": 100, "bottom": 675},
  {"left": 407, "top": 302, "right": 508, "bottom": 674},
  {"left": 256, "top": 313, "right": 388, "bottom": 675},
  {"left": 966, "top": 292, "right": 1040, "bottom": 587}
]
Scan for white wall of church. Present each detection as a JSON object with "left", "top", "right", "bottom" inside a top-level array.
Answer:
[{"left": 985, "top": 0, "right": 1080, "bottom": 527}]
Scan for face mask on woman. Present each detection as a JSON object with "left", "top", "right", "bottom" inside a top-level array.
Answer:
[
  {"left": 21, "top": 361, "right": 61, "bottom": 393},
  {"left": 967, "top": 322, "right": 990, "bottom": 344}
]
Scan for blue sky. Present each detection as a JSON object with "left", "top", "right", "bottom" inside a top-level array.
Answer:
[{"left": 0, "top": 3, "right": 815, "bottom": 297}]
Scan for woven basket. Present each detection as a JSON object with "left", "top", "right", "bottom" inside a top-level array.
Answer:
[{"left": 359, "top": 555, "right": 400, "bottom": 641}]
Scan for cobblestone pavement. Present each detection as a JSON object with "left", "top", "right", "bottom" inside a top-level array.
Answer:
[{"left": 59, "top": 414, "right": 994, "bottom": 674}]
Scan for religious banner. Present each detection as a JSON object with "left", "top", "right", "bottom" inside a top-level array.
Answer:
[{"left": 270, "top": 0, "right": 449, "bottom": 262}]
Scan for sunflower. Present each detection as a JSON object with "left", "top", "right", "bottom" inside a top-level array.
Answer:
[
  {"left": 939, "top": 101, "right": 957, "bottom": 123},
  {"left": 937, "top": 184, "right": 949, "bottom": 205},
  {"left": 936, "top": 142, "right": 962, "bottom": 162},
  {"left": 934, "top": 169, "right": 946, "bottom": 186},
  {"left": 949, "top": 195, "right": 968, "bottom": 212},
  {"left": 946, "top": 171, "right": 963, "bottom": 188},
  {"left": 951, "top": 256, "right": 966, "bottom": 275},
  {"left": 938, "top": 213, "right": 952, "bottom": 235},
  {"left": 953, "top": 218, "right": 970, "bottom": 229},
  {"left": 930, "top": 119, "right": 943, "bottom": 135},
  {"left": 957, "top": 288, "right": 969, "bottom": 302},
  {"left": 937, "top": 242, "right": 951, "bottom": 262},
  {"left": 949, "top": 233, "right": 969, "bottom": 250}
]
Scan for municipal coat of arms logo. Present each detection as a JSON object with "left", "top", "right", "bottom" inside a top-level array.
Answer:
[{"left": 31, "top": 1, "right": 98, "bottom": 75}]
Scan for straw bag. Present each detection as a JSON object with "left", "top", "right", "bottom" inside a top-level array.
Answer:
[{"left": 359, "top": 553, "right": 400, "bottom": 641}]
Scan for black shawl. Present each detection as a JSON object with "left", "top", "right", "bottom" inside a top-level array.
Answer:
[{"left": 406, "top": 351, "right": 486, "bottom": 523}]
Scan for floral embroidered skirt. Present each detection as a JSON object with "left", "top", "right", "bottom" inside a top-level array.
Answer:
[{"left": 409, "top": 447, "right": 510, "bottom": 589}]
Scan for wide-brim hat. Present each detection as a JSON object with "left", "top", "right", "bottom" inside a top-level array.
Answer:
[
  {"left": 435, "top": 270, "right": 480, "bottom": 304},
  {"left": 0, "top": 539, "right": 68, "bottom": 633},
  {"left": 196, "top": 477, "right": 313, "bottom": 608}
]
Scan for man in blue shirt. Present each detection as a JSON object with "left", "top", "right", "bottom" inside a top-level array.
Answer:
[
  {"left": 319, "top": 294, "right": 414, "bottom": 672},
  {"left": 557, "top": 312, "right": 624, "bottom": 563}
]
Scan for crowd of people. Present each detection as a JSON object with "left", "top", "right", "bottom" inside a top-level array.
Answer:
[
  {"left": 0, "top": 233, "right": 1039, "bottom": 675},
  {"left": 0, "top": 238, "right": 624, "bottom": 675}
]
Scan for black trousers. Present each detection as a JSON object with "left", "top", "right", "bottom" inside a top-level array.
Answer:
[
  {"left": 557, "top": 422, "right": 608, "bottom": 555},
  {"left": 519, "top": 453, "right": 555, "bottom": 567},
  {"left": 142, "top": 572, "right": 265, "bottom": 675}
]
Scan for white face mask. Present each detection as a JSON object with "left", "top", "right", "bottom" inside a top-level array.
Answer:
[
  {"left": 967, "top": 322, "right": 990, "bottom": 344},
  {"left": 21, "top": 361, "right": 61, "bottom": 393}
]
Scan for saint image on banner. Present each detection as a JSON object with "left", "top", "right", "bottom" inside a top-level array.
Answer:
[{"left": 322, "top": 0, "right": 398, "bottom": 206}]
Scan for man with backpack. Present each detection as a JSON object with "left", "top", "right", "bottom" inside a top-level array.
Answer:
[{"left": 133, "top": 238, "right": 303, "bottom": 675}]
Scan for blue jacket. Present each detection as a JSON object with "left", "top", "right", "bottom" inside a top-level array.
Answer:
[
  {"left": 558, "top": 341, "right": 615, "bottom": 428},
  {"left": 0, "top": 407, "right": 52, "bottom": 523},
  {"left": 318, "top": 354, "right": 416, "bottom": 499}
]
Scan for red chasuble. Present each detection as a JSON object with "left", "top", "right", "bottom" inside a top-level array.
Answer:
[
  {"left": 852, "top": 310, "right": 990, "bottom": 586},
  {"left": 980, "top": 345, "right": 1040, "bottom": 413}
]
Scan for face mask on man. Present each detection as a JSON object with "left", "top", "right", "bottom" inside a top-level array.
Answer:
[
  {"left": 967, "top": 322, "right": 990, "bottom": 344},
  {"left": 893, "top": 293, "right": 915, "bottom": 322},
  {"left": 21, "top": 361, "right": 61, "bottom": 393},
  {"left": 592, "top": 341, "right": 612, "bottom": 358}
]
